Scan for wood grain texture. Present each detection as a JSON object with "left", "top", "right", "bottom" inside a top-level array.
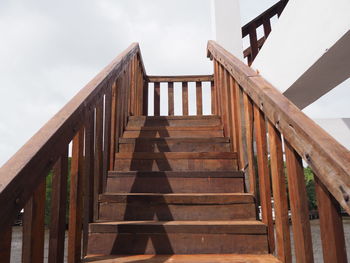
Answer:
[
  {"left": 285, "top": 140, "right": 314, "bottom": 263},
  {"left": 154, "top": 82, "right": 160, "bottom": 116},
  {"left": 0, "top": 225, "right": 12, "bottom": 263},
  {"left": 211, "top": 80, "right": 216, "bottom": 115},
  {"left": 268, "top": 121, "right": 291, "bottom": 262},
  {"left": 233, "top": 80, "right": 245, "bottom": 170},
  {"left": 182, "top": 82, "right": 188, "bottom": 116},
  {"left": 148, "top": 75, "right": 213, "bottom": 82},
  {"left": 315, "top": 176, "right": 347, "bottom": 263},
  {"left": 253, "top": 105, "right": 274, "bottom": 253},
  {"left": 48, "top": 150, "right": 68, "bottom": 263},
  {"left": 168, "top": 82, "right": 174, "bottom": 116},
  {"left": 196, "top": 81, "right": 202, "bottom": 115}
]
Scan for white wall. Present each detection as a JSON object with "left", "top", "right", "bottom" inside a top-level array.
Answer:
[
  {"left": 252, "top": 0, "right": 350, "bottom": 109},
  {"left": 314, "top": 119, "right": 350, "bottom": 150},
  {"left": 211, "top": 0, "right": 243, "bottom": 59}
]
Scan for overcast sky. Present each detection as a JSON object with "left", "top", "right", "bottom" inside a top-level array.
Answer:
[{"left": 0, "top": 0, "right": 349, "bottom": 166}]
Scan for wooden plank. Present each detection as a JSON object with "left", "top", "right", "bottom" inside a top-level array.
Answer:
[
  {"left": 103, "top": 87, "right": 112, "bottom": 191},
  {"left": 182, "top": 82, "right": 188, "bottom": 116},
  {"left": 0, "top": 225, "right": 12, "bottom": 263},
  {"left": 211, "top": 80, "right": 216, "bottom": 115},
  {"left": 214, "top": 60, "right": 222, "bottom": 116},
  {"left": 267, "top": 121, "right": 292, "bottom": 262},
  {"left": 253, "top": 105, "right": 275, "bottom": 253},
  {"left": 109, "top": 81, "right": 117, "bottom": 170},
  {"left": 68, "top": 129, "right": 84, "bottom": 263},
  {"left": 48, "top": 149, "right": 68, "bottom": 263},
  {"left": 220, "top": 67, "right": 229, "bottom": 137},
  {"left": 0, "top": 43, "right": 142, "bottom": 232},
  {"left": 284, "top": 140, "right": 314, "bottom": 263},
  {"left": 168, "top": 82, "right": 174, "bottom": 116},
  {"left": 243, "top": 93, "right": 256, "bottom": 196},
  {"left": 249, "top": 26, "right": 259, "bottom": 65},
  {"left": 207, "top": 40, "right": 350, "bottom": 214},
  {"left": 154, "top": 82, "right": 160, "bottom": 116},
  {"left": 22, "top": 179, "right": 46, "bottom": 263},
  {"left": 148, "top": 75, "right": 213, "bottom": 82},
  {"left": 263, "top": 18, "right": 272, "bottom": 37},
  {"left": 83, "top": 110, "right": 95, "bottom": 257},
  {"left": 129, "top": 56, "right": 136, "bottom": 116},
  {"left": 196, "top": 81, "right": 203, "bottom": 115},
  {"left": 315, "top": 176, "right": 347, "bottom": 263},
  {"left": 94, "top": 98, "right": 103, "bottom": 215}
]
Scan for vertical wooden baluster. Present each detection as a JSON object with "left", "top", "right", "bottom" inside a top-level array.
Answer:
[
  {"left": 214, "top": 61, "right": 222, "bottom": 116},
  {"left": 263, "top": 18, "right": 272, "bottom": 38},
  {"left": 182, "top": 82, "right": 188, "bottom": 116},
  {"left": 94, "top": 98, "right": 103, "bottom": 221},
  {"left": 220, "top": 69, "right": 229, "bottom": 137},
  {"left": 48, "top": 148, "right": 68, "bottom": 263},
  {"left": 249, "top": 25, "right": 258, "bottom": 65},
  {"left": 225, "top": 73, "right": 235, "bottom": 153},
  {"left": 168, "top": 82, "right": 174, "bottom": 116},
  {"left": 196, "top": 81, "right": 203, "bottom": 116},
  {"left": 68, "top": 129, "right": 84, "bottom": 263},
  {"left": 83, "top": 110, "right": 95, "bottom": 257},
  {"left": 228, "top": 76, "right": 238, "bottom": 152},
  {"left": 285, "top": 140, "right": 314, "bottom": 263},
  {"left": 154, "top": 82, "right": 160, "bottom": 116},
  {"left": 243, "top": 93, "right": 256, "bottom": 195},
  {"left": 268, "top": 122, "right": 292, "bottom": 262},
  {"left": 0, "top": 225, "right": 12, "bottom": 263},
  {"left": 253, "top": 105, "right": 275, "bottom": 253},
  {"left": 232, "top": 79, "right": 245, "bottom": 170},
  {"left": 130, "top": 57, "right": 136, "bottom": 116},
  {"left": 143, "top": 81, "right": 148, "bottom": 116},
  {"left": 103, "top": 88, "right": 112, "bottom": 190},
  {"left": 315, "top": 176, "right": 347, "bottom": 263},
  {"left": 110, "top": 81, "right": 118, "bottom": 170},
  {"left": 22, "top": 178, "right": 46, "bottom": 263},
  {"left": 211, "top": 80, "right": 216, "bottom": 115}
]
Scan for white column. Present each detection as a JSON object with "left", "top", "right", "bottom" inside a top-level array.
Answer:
[{"left": 211, "top": 0, "right": 243, "bottom": 60}]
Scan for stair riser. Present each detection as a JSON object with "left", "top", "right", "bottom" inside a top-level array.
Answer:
[
  {"left": 123, "top": 130, "right": 223, "bottom": 138},
  {"left": 99, "top": 203, "right": 256, "bottom": 221},
  {"left": 119, "top": 142, "right": 231, "bottom": 152},
  {"left": 87, "top": 233, "right": 268, "bottom": 254},
  {"left": 106, "top": 177, "right": 244, "bottom": 193},
  {"left": 127, "top": 119, "right": 221, "bottom": 127},
  {"left": 114, "top": 159, "right": 238, "bottom": 171}
]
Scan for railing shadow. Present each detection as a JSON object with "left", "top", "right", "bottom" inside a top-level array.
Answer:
[{"left": 111, "top": 116, "right": 175, "bottom": 261}]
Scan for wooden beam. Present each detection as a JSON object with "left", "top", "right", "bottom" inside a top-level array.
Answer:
[
  {"left": 168, "top": 82, "right": 174, "bottom": 116},
  {"left": 148, "top": 75, "right": 213, "bottom": 83}
]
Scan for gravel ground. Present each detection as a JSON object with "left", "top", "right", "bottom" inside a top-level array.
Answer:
[{"left": 10, "top": 219, "right": 350, "bottom": 262}]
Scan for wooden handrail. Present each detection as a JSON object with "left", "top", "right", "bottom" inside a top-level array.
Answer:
[
  {"left": 208, "top": 40, "right": 350, "bottom": 214},
  {"left": 0, "top": 42, "right": 147, "bottom": 262},
  {"left": 148, "top": 75, "right": 213, "bottom": 82}
]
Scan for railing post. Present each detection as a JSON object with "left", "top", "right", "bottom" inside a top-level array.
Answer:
[
  {"left": 211, "top": 79, "right": 216, "bottom": 115},
  {"left": 48, "top": 149, "right": 69, "bottom": 263},
  {"left": 154, "top": 82, "right": 160, "bottom": 116},
  {"left": 253, "top": 105, "right": 275, "bottom": 253},
  {"left": 143, "top": 81, "right": 148, "bottom": 116},
  {"left": 285, "top": 140, "right": 314, "bottom": 263},
  {"left": 168, "top": 82, "right": 174, "bottom": 116},
  {"left": 182, "top": 82, "right": 188, "bottom": 116},
  {"left": 315, "top": 176, "right": 347, "bottom": 263},
  {"left": 0, "top": 226, "right": 12, "bottom": 263},
  {"left": 268, "top": 121, "right": 292, "bottom": 262},
  {"left": 22, "top": 179, "right": 46, "bottom": 263},
  {"left": 196, "top": 81, "right": 203, "bottom": 115},
  {"left": 68, "top": 128, "right": 84, "bottom": 263}
]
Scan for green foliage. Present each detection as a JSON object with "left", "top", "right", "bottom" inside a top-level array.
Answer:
[{"left": 304, "top": 166, "right": 317, "bottom": 210}]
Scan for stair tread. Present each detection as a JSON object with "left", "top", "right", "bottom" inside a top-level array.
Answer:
[
  {"left": 119, "top": 137, "right": 230, "bottom": 143},
  {"left": 108, "top": 171, "right": 244, "bottom": 178},
  {"left": 125, "top": 126, "right": 223, "bottom": 131},
  {"left": 129, "top": 115, "right": 221, "bottom": 121},
  {"left": 85, "top": 254, "right": 282, "bottom": 263},
  {"left": 115, "top": 152, "right": 237, "bottom": 159},
  {"left": 89, "top": 220, "right": 267, "bottom": 234},
  {"left": 99, "top": 193, "right": 255, "bottom": 204}
]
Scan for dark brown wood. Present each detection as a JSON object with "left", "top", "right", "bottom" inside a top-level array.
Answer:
[
  {"left": 243, "top": 37, "right": 266, "bottom": 59},
  {"left": 263, "top": 18, "right": 272, "bottom": 37},
  {"left": 103, "top": 87, "right": 112, "bottom": 191},
  {"left": 253, "top": 105, "right": 275, "bottom": 253},
  {"left": 48, "top": 149, "right": 68, "bottom": 263},
  {"left": 68, "top": 129, "right": 84, "bottom": 263},
  {"left": 211, "top": 80, "right": 216, "bottom": 115},
  {"left": 315, "top": 176, "right": 347, "bottom": 263},
  {"left": 219, "top": 67, "right": 230, "bottom": 137},
  {"left": 143, "top": 81, "right": 149, "bottom": 115},
  {"left": 148, "top": 75, "right": 213, "bottom": 82},
  {"left": 182, "top": 82, "right": 188, "bottom": 116},
  {"left": 0, "top": 226, "right": 12, "bottom": 263},
  {"left": 243, "top": 93, "right": 256, "bottom": 196},
  {"left": 248, "top": 26, "right": 259, "bottom": 65},
  {"left": 267, "top": 121, "right": 292, "bottom": 262},
  {"left": 109, "top": 81, "right": 118, "bottom": 170},
  {"left": 22, "top": 179, "right": 46, "bottom": 263},
  {"left": 207, "top": 40, "right": 350, "bottom": 214},
  {"left": 154, "top": 82, "right": 160, "bottom": 116},
  {"left": 285, "top": 140, "right": 314, "bottom": 263},
  {"left": 168, "top": 82, "right": 174, "bottom": 116},
  {"left": 196, "top": 81, "right": 203, "bottom": 115}
]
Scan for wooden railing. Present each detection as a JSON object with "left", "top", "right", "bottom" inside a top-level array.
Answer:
[
  {"left": 145, "top": 75, "right": 214, "bottom": 116},
  {"left": 0, "top": 43, "right": 147, "bottom": 263},
  {"left": 242, "top": 0, "right": 289, "bottom": 65},
  {"left": 208, "top": 40, "right": 350, "bottom": 262}
]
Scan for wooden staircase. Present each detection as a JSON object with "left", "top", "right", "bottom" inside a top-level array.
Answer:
[{"left": 85, "top": 115, "right": 280, "bottom": 262}]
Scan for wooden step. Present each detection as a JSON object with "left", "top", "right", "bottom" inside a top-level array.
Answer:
[
  {"left": 98, "top": 193, "right": 256, "bottom": 221},
  {"left": 87, "top": 221, "right": 268, "bottom": 255},
  {"left": 106, "top": 171, "right": 245, "bottom": 193},
  {"left": 127, "top": 115, "right": 221, "bottom": 127},
  {"left": 122, "top": 126, "right": 224, "bottom": 138},
  {"left": 85, "top": 254, "right": 282, "bottom": 263},
  {"left": 119, "top": 137, "right": 231, "bottom": 152},
  {"left": 114, "top": 152, "right": 238, "bottom": 171}
]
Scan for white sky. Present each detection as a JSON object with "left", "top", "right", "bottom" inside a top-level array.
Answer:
[{"left": 0, "top": 0, "right": 348, "bottom": 166}]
